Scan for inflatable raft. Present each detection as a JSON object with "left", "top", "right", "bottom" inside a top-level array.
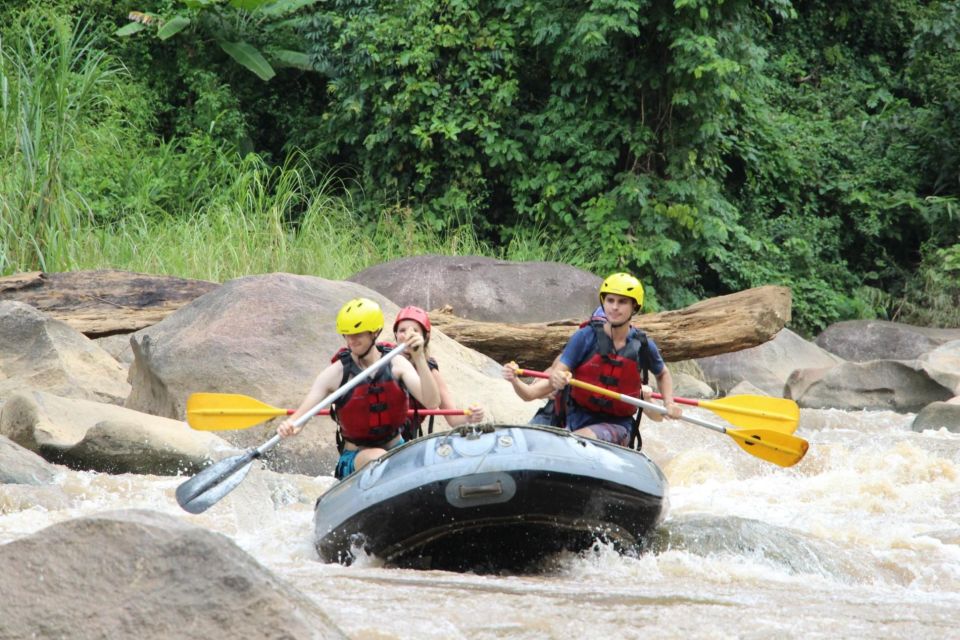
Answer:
[{"left": 313, "top": 424, "right": 668, "bottom": 572}]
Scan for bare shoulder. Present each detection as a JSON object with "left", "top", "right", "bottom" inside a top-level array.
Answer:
[
  {"left": 391, "top": 356, "right": 416, "bottom": 376},
  {"left": 316, "top": 358, "right": 345, "bottom": 386}
]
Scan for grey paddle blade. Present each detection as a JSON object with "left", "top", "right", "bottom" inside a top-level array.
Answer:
[{"left": 175, "top": 450, "right": 258, "bottom": 514}]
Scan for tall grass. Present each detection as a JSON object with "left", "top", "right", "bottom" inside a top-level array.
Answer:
[
  {"left": 0, "top": 13, "right": 588, "bottom": 284},
  {"left": 0, "top": 13, "right": 118, "bottom": 272},
  {"left": 72, "top": 152, "right": 501, "bottom": 282}
]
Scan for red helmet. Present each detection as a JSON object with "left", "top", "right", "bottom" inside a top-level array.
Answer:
[{"left": 393, "top": 305, "right": 431, "bottom": 335}]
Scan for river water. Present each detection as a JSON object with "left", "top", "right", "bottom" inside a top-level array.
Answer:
[{"left": 2, "top": 407, "right": 959, "bottom": 639}]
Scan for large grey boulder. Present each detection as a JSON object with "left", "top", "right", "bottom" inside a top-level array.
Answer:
[
  {"left": 125, "top": 273, "right": 531, "bottom": 475},
  {"left": 0, "top": 301, "right": 130, "bottom": 404},
  {"left": 0, "top": 434, "right": 57, "bottom": 485},
  {"left": 786, "top": 360, "right": 954, "bottom": 412},
  {"left": 911, "top": 398, "right": 960, "bottom": 433},
  {"left": 814, "top": 320, "right": 960, "bottom": 362},
  {"left": 349, "top": 255, "right": 603, "bottom": 322},
  {"left": 695, "top": 329, "right": 843, "bottom": 396},
  {"left": 0, "top": 509, "right": 346, "bottom": 640},
  {"left": 95, "top": 333, "right": 135, "bottom": 366},
  {"left": 918, "top": 340, "right": 960, "bottom": 395},
  {"left": 0, "top": 390, "right": 237, "bottom": 475}
]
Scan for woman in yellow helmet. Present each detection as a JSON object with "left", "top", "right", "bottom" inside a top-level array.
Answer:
[{"left": 277, "top": 297, "right": 440, "bottom": 478}]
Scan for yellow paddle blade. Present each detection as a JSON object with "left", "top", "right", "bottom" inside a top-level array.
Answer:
[
  {"left": 725, "top": 427, "right": 809, "bottom": 468},
  {"left": 699, "top": 395, "right": 800, "bottom": 434},
  {"left": 186, "top": 393, "right": 287, "bottom": 431}
]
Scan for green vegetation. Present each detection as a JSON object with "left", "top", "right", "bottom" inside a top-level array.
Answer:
[{"left": 1, "top": 0, "right": 958, "bottom": 335}]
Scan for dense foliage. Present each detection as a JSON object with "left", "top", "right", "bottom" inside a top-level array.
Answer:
[{"left": 1, "top": 0, "right": 957, "bottom": 334}]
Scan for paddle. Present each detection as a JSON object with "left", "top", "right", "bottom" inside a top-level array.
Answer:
[
  {"left": 186, "top": 392, "right": 472, "bottom": 431},
  {"left": 514, "top": 368, "right": 808, "bottom": 468},
  {"left": 175, "top": 342, "right": 410, "bottom": 514},
  {"left": 513, "top": 368, "right": 799, "bottom": 434}
]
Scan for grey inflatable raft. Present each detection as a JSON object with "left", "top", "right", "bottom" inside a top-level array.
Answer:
[{"left": 313, "top": 424, "right": 668, "bottom": 572}]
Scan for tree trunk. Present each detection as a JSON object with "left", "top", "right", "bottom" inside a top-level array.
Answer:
[
  {"left": 0, "top": 270, "right": 218, "bottom": 337},
  {"left": 0, "top": 271, "right": 791, "bottom": 366},
  {"left": 428, "top": 285, "right": 791, "bottom": 368}
]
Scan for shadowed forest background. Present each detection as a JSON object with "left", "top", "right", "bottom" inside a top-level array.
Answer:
[{"left": 1, "top": 0, "right": 958, "bottom": 336}]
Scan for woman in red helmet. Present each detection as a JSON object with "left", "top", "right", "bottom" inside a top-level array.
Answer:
[
  {"left": 277, "top": 297, "right": 440, "bottom": 478},
  {"left": 392, "top": 305, "right": 485, "bottom": 435}
]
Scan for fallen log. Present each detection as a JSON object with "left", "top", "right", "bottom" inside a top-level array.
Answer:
[
  {"left": 0, "top": 271, "right": 790, "bottom": 366},
  {"left": 0, "top": 270, "right": 218, "bottom": 337},
  {"left": 429, "top": 285, "right": 791, "bottom": 369}
]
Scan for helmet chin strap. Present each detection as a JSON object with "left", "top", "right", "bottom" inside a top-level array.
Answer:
[
  {"left": 356, "top": 330, "right": 380, "bottom": 360},
  {"left": 609, "top": 305, "right": 638, "bottom": 329}
]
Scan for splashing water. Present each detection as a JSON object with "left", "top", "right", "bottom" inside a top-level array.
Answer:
[{"left": 2, "top": 407, "right": 959, "bottom": 638}]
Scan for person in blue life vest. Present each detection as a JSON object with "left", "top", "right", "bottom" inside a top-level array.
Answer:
[
  {"left": 392, "top": 306, "right": 485, "bottom": 436},
  {"left": 502, "top": 289, "right": 672, "bottom": 437},
  {"left": 277, "top": 297, "right": 440, "bottom": 478},
  {"left": 543, "top": 272, "right": 682, "bottom": 445}
]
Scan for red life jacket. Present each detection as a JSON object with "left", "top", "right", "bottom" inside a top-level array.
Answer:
[
  {"left": 569, "top": 321, "right": 650, "bottom": 417},
  {"left": 331, "top": 344, "right": 409, "bottom": 446}
]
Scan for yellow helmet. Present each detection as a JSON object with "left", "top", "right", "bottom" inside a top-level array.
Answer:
[
  {"left": 336, "top": 297, "right": 384, "bottom": 335},
  {"left": 599, "top": 272, "right": 644, "bottom": 308}
]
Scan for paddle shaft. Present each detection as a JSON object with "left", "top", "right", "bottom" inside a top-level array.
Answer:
[
  {"left": 194, "top": 408, "right": 470, "bottom": 417},
  {"left": 514, "top": 368, "right": 798, "bottom": 432},
  {"left": 261, "top": 342, "right": 412, "bottom": 452},
  {"left": 557, "top": 374, "right": 805, "bottom": 456},
  {"left": 176, "top": 342, "right": 409, "bottom": 513},
  {"left": 511, "top": 367, "right": 807, "bottom": 467},
  {"left": 517, "top": 368, "right": 708, "bottom": 418}
]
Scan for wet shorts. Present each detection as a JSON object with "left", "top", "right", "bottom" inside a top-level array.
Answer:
[
  {"left": 578, "top": 422, "right": 630, "bottom": 447},
  {"left": 335, "top": 438, "right": 405, "bottom": 479}
]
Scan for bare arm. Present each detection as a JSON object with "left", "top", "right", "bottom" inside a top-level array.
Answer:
[
  {"left": 394, "top": 334, "right": 441, "bottom": 409},
  {"left": 434, "top": 369, "right": 485, "bottom": 426},
  {"left": 502, "top": 361, "right": 555, "bottom": 401},
  {"left": 654, "top": 368, "right": 682, "bottom": 419},
  {"left": 640, "top": 385, "right": 663, "bottom": 422},
  {"left": 277, "top": 361, "right": 344, "bottom": 437}
]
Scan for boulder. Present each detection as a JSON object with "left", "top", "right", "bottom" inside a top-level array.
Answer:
[
  {"left": 95, "top": 333, "right": 135, "bottom": 366},
  {"left": 911, "top": 401, "right": 960, "bottom": 433},
  {"left": 696, "top": 329, "right": 842, "bottom": 396},
  {"left": 786, "top": 360, "right": 954, "bottom": 412},
  {"left": 125, "top": 273, "right": 531, "bottom": 475},
  {"left": 349, "top": 255, "right": 602, "bottom": 322},
  {"left": 918, "top": 340, "right": 960, "bottom": 395},
  {"left": 814, "top": 320, "right": 960, "bottom": 362},
  {"left": 669, "top": 372, "right": 716, "bottom": 399},
  {"left": 0, "top": 301, "right": 130, "bottom": 405},
  {"left": 0, "top": 509, "right": 346, "bottom": 640},
  {"left": 0, "top": 435, "right": 57, "bottom": 485},
  {"left": 0, "top": 391, "right": 237, "bottom": 475},
  {"left": 728, "top": 381, "right": 773, "bottom": 397}
]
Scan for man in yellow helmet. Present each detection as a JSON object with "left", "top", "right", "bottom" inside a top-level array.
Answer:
[
  {"left": 547, "top": 272, "right": 681, "bottom": 446},
  {"left": 277, "top": 297, "right": 440, "bottom": 478}
]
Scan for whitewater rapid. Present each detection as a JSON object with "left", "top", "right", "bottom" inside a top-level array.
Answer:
[{"left": 2, "top": 407, "right": 958, "bottom": 639}]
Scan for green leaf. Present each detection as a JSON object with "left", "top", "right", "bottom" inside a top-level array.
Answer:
[
  {"left": 158, "top": 16, "right": 191, "bottom": 40},
  {"left": 218, "top": 40, "right": 276, "bottom": 81},
  {"left": 115, "top": 23, "right": 146, "bottom": 37},
  {"left": 229, "top": 0, "right": 272, "bottom": 10},
  {"left": 260, "top": 0, "right": 322, "bottom": 18},
  {"left": 268, "top": 49, "right": 313, "bottom": 70}
]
